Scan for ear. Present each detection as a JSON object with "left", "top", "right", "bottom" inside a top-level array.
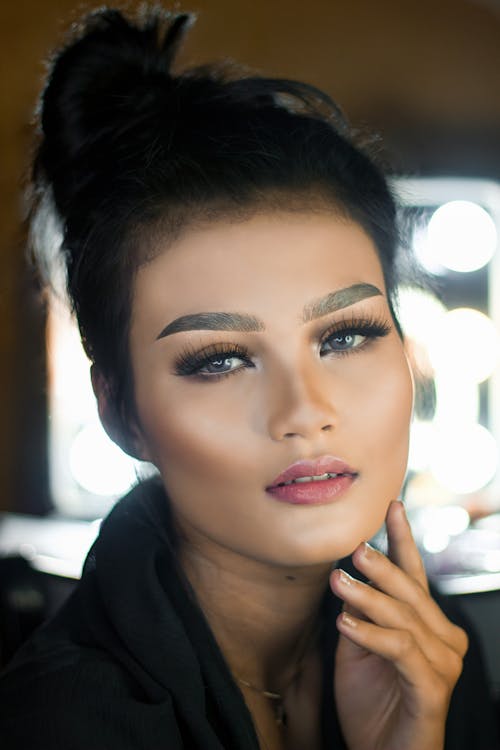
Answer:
[{"left": 90, "top": 365, "right": 154, "bottom": 462}]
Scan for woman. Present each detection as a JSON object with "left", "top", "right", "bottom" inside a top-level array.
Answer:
[{"left": 0, "top": 7, "right": 497, "bottom": 749}]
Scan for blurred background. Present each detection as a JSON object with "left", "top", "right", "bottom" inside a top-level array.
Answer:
[{"left": 1, "top": 0, "right": 500, "bottom": 712}]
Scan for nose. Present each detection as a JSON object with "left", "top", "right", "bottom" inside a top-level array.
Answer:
[{"left": 266, "top": 362, "right": 337, "bottom": 442}]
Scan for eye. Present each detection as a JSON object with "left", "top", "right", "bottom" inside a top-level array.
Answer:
[
  {"left": 321, "top": 332, "right": 367, "bottom": 354},
  {"left": 198, "top": 354, "right": 247, "bottom": 376},
  {"left": 174, "top": 342, "right": 253, "bottom": 379},
  {"left": 319, "top": 317, "right": 391, "bottom": 357}
]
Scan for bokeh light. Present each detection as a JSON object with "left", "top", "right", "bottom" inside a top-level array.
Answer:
[
  {"left": 423, "top": 528, "right": 450, "bottom": 554},
  {"left": 69, "top": 423, "right": 137, "bottom": 496},
  {"left": 429, "top": 423, "right": 498, "bottom": 495},
  {"left": 483, "top": 550, "right": 500, "bottom": 572},
  {"left": 398, "top": 287, "right": 447, "bottom": 345},
  {"left": 433, "top": 373, "right": 479, "bottom": 425},
  {"left": 438, "top": 505, "right": 470, "bottom": 535},
  {"left": 412, "top": 224, "right": 447, "bottom": 276},
  {"left": 428, "top": 308, "right": 500, "bottom": 384},
  {"left": 427, "top": 200, "right": 497, "bottom": 273},
  {"left": 408, "top": 420, "right": 435, "bottom": 472}
]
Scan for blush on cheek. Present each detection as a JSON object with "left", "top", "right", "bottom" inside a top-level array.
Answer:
[
  {"left": 357, "top": 359, "right": 412, "bottom": 509},
  {"left": 140, "top": 407, "right": 241, "bottom": 496}
]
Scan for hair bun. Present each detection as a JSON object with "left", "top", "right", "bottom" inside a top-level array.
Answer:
[{"left": 36, "top": 8, "right": 194, "bottom": 216}]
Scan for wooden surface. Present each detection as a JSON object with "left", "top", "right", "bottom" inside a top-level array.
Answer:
[{"left": 1, "top": 0, "right": 500, "bottom": 512}]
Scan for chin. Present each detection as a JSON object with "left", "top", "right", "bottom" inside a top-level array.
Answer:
[{"left": 289, "top": 503, "right": 391, "bottom": 566}]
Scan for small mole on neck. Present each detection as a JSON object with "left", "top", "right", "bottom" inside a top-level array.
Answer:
[{"left": 285, "top": 575, "right": 296, "bottom": 581}]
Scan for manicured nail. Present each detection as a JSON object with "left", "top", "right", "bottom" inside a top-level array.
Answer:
[
  {"left": 338, "top": 569, "right": 355, "bottom": 586},
  {"left": 361, "top": 541, "right": 375, "bottom": 558},
  {"left": 341, "top": 611, "right": 357, "bottom": 628}
]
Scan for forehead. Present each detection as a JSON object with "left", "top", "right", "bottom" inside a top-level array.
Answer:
[{"left": 131, "top": 212, "right": 387, "bottom": 331}]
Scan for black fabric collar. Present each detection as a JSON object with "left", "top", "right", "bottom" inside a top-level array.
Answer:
[{"left": 67, "top": 477, "right": 347, "bottom": 748}]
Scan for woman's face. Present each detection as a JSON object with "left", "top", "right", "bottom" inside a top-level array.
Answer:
[{"left": 128, "top": 212, "right": 414, "bottom": 566}]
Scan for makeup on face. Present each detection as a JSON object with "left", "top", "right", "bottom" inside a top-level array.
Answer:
[
  {"left": 128, "top": 212, "right": 414, "bottom": 568},
  {"left": 170, "top": 308, "right": 391, "bottom": 381},
  {"left": 265, "top": 455, "right": 358, "bottom": 506},
  {"left": 155, "top": 283, "right": 390, "bottom": 385},
  {"left": 155, "top": 282, "right": 383, "bottom": 340}
]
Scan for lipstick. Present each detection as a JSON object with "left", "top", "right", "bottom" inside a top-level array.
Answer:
[{"left": 266, "top": 455, "right": 358, "bottom": 505}]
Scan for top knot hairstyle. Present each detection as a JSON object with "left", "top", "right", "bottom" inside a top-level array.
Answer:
[{"left": 32, "top": 5, "right": 404, "bottom": 454}]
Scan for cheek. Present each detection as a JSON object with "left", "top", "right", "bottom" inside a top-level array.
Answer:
[
  {"left": 135, "top": 383, "right": 269, "bottom": 549},
  {"left": 324, "top": 350, "right": 413, "bottom": 554},
  {"left": 135, "top": 379, "right": 254, "bottom": 487},
  {"left": 353, "top": 346, "right": 413, "bottom": 489}
]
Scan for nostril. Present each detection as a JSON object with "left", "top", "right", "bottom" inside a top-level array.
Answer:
[{"left": 321, "top": 424, "right": 333, "bottom": 431}]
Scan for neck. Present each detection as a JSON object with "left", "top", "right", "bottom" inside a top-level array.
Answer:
[{"left": 179, "top": 534, "right": 332, "bottom": 693}]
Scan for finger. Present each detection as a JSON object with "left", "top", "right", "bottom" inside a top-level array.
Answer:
[
  {"left": 350, "top": 542, "right": 468, "bottom": 657},
  {"left": 336, "top": 603, "right": 371, "bottom": 658},
  {"left": 333, "top": 568, "right": 431, "bottom": 638},
  {"left": 331, "top": 568, "right": 466, "bottom": 676},
  {"left": 386, "top": 500, "right": 429, "bottom": 592},
  {"left": 336, "top": 612, "right": 453, "bottom": 713},
  {"left": 342, "top": 601, "right": 367, "bottom": 620}
]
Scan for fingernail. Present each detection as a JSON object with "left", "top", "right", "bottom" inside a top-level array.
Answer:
[
  {"left": 361, "top": 541, "right": 375, "bottom": 558},
  {"left": 338, "top": 569, "right": 355, "bottom": 586},
  {"left": 395, "top": 500, "right": 409, "bottom": 521},
  {"left": 341, "top": 611, "right": 357, "bottom": 628}
]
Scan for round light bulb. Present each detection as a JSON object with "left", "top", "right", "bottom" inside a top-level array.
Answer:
[
  {"left": 427, "top": 200, "right": 497, "bottom": 273},
  {"left": 398, "top": 288, "right": 447, "bottom": 344},
  {"left": 412, "top": 224, "right": 447, "bottom": 275},
  {"left": 70, "top": 423, "right": 137, "bottom": 496},
  {"left": 429, "top": 423, "right": 498, "bottom": 495},
  {"left": 422, "top": 529, "right": 450, "bottom": 554},
  {"left": 428, "top": 308, "right": 499, "bottom": 384}
]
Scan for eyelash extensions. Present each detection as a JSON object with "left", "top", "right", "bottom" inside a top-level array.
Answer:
[
  {"left": 319, "top": 315, "right": 391, "bottom": 357},
  {"left": 175, "top": 342, "right": 252, "bottom": 378},
  {"left": 173, "top": 314, "right": 392, "bottom": 381}
]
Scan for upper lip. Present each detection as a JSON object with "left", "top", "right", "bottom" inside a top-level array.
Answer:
[{"left": 267, "top": 455, "right": 358, "bottom": 488}]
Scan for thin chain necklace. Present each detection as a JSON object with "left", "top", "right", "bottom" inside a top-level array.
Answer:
[
  {"left": 236, "top": 674, "right": 294, "bottom": 727},
  {"left": 235, "top": 617, "right": 322, "bottom": 727}
]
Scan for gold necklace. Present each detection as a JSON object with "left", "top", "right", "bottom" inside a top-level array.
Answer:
[
  {"left": 236, "top": 672, "right": 295, "bottom": 726},
  {"left": 235, "top": 617, "right": 322, "bottom": 727}
]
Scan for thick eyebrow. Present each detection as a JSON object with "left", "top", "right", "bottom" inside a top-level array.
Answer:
[
  {"left": 302, "top": 282, "right": 382, "bottom": 322},
  {"left": 156, "top": 282, "right": 382, "bottom": 340},
  {"left": 157, "top": 311, "right": 264, "bottom": 339}
]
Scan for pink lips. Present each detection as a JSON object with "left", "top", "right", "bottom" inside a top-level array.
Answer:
[{"left": 266, "top": 455, "right": 358, "bottom": 506}]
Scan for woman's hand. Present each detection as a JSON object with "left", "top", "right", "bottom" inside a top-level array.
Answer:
[{"left": 330, "top": 500, "right": 468, "bottom": 750}]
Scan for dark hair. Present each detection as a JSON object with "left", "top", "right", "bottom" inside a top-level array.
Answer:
[{"left": 32, "top": 5, "right": 405, "bottom": 453}]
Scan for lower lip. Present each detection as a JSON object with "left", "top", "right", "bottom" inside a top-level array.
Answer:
[{"left": 266, "top": 475, "right": 357, "bottom": 505}]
